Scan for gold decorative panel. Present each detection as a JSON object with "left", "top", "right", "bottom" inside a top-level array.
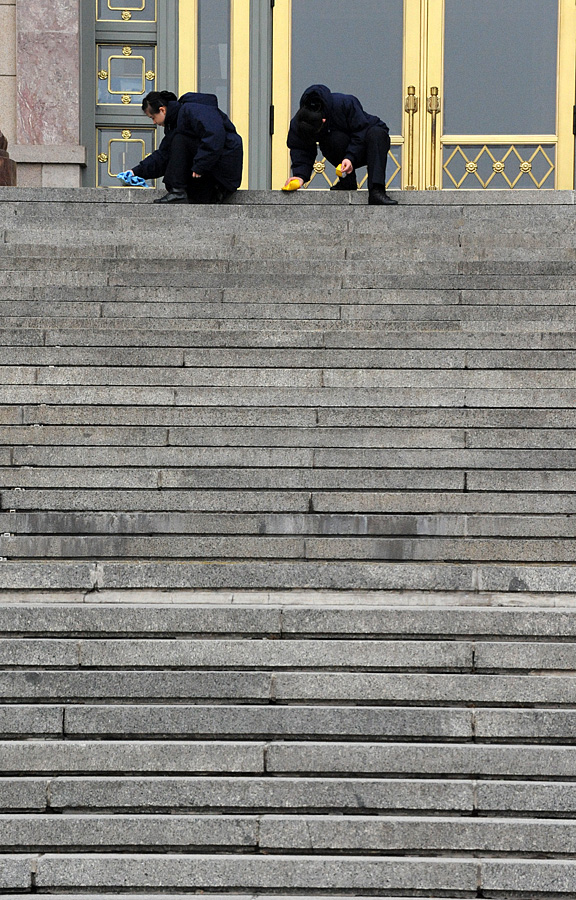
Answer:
[
  {"left": 97, "top": 0, "right": 157, "bottom": 24},
  {"left": 443, "top": 144, "right": 555, "bottom": 189},
  {"left": 96, "top": 126, "right": 156, "bottom": 187},
  {"left": 97, "top": 44, "right": 156, "bottom": 106},
  {"left": 302, "top": 142, "right": 402, "bottom": 191}
]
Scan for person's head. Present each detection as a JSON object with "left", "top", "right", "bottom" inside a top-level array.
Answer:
[
  {"left": 294, "top": 106, "right": 325, "bottom": 142},
  {"left": 142, "top": 91, "right": 178, "bottom": 125}
]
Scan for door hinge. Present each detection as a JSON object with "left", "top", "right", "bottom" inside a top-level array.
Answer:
[
  {"left": 573, "top": 105, "right": 576, "bottom": 136},
  {"left": 271, "top": 0, "right": 275, "bottom": 6},
  {"left": 269, "top": 104, "right": 275, "bottom": 135}
]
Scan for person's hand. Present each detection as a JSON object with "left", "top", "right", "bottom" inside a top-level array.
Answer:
[
  {"left": 192, "top": 171, "right": 202, "bottom": 178},
  {"left": 340, "top": 159, "right": 354, "bottom": 175},
  {"left": 283, "top": 176, "right": 304, "bottom": 190}
]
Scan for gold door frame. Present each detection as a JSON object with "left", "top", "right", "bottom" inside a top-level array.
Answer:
[
  {"left": 272, "top": 0, "right": 576, "bottom": 190},
  {"left": 178, "top": 0, "right": 250, "bottom": 189}
]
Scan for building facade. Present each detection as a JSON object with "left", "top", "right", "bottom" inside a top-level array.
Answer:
[{"left": 1, "top": 0, "right": 575, "bottom": 191}]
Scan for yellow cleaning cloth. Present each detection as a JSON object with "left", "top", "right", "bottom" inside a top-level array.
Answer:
[
  {"left": 335, "top": 164, "right": 343, "bottom": 178},
  {"left": 282, "top": 178, "right": 302, "bottom": 192}
]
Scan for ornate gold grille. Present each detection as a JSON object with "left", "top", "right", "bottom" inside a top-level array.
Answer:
[
  {"left": 443, "top": 144, "right": 555, "bottom": 189},
  {"left": 302, "top": 143, "right": 402, "bottom": 191}
]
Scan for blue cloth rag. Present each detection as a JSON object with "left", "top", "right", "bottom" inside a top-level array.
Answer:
[{"left": 116, "top": 171, "right": 149, "bottom": 187}]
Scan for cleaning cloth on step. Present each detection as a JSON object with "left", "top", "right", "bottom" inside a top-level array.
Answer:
[{"left": 116, "top": 171, "right": 149, "bottom": 187}]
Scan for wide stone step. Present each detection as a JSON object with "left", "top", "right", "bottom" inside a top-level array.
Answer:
[
  {"left": 1, "top": 813, "right": 576, "bottom": 856},
  {"left": 7, "top": 345, "right": 576, "bottom": 367},
  {"left": 8, "top": 702, "right": 573, "bottom": 742},
  {"left": 10, "top": 852, "right": 576, "bottom": 896},
  {"left": 6, "top": 325, "right": 576, "bottom": 349},
  {"left": 9, "top": 774, "right": 575, "bottom": 816},
  {"left": 4, "top": 511, "right": 576, "bottom": 538},
  {"left": 1, "top": 602, "right": 576, "bottom": 637},
  {"left": 1, "top": 671, "right": 576, "bottom": 705},
  {"left": 4, "top": 738, "right": 576, "bottom": 776},
  {"left": 4, "top": 534, "right": 576, "bottom": 563},
  {"left": 2, "top": 559, "right": 576, "bottom": 591}
]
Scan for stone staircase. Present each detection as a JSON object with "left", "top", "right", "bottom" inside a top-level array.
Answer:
[
  {"left": 2, "top": 600, "right": 576, "bottom": 896},
  {"left": 0, "top": 188, "right": 576, "bottom": 590},
  {"left": 1, "top": 187, "right": 576, "bottom": 897}
]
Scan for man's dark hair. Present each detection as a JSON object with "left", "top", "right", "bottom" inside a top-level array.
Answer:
[
  {"left": 294, "top": 106, "right": 323, "bottom": 142},
  {"left": 142, "top": 90, "right": 178, "bottom": 113}
]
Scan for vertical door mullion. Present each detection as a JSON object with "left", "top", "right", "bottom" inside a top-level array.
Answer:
[
  {"left": 403, "top": 0, "right": 423, "bottom": 189},
  {"left": 231, "top": 0, "right": 251, "bottom": 189},
  {"left": 271, "top": 0, "right": 292, "bottom": 187},
  {"left": 178, "top": 0, "right": 198, "bottom": 93},
  {"left": 424, "top": 0, "right": 444, "bottom": 189},
  {"left": 556, "top": 0, "right": 576, "bottom": 188}
]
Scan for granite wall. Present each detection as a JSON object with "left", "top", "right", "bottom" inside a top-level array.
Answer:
[{"left": 13, "top": 0, "right": 85, "bottom": 186}]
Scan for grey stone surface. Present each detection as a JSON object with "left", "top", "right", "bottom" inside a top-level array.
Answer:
[
  {"left": 64, "top": 704, "right": 472, "bottom": 740},
  {"left": 77, "top": 638, "right": 473, "bottom": 670},
  {"left": 481, "top": 860, "right": 576, "bottom": 895},
  {"left": 475, "top": 708, "right": 576, "bottom": 741},
  {"left": 0, "top": 741, "right": 265, "bottom": 774},
  {"left": 259, "top": 815, "right": 576, "bottom": 854},
  {"left": 0, "top": 671, "right": 271, "bottom": 701},
  {"left": 271, "top": 672, "right": 576, "bottom": 705},
  {"left": 476, "top": 641, "right": 576, "bottom": 671},
  {"left": 34, "top": 853, "right": 477, "bottom": 892},
  {"left": 266, "top": 741, "right": 576, "bottom": 777},
  {"left": 0, "top": 814, "right": 257, "bottom": 850},
  {"left": 477, "top": 780, "right": 576, "bottom": 815},
  {"left": 50, "top": 776, "right": 474, "bottom": 813},
  {"left": 0, "top": 605, "right": 281, "bottom": 636},
  {"left": 0, "top": 705, "right": 62, "bottom": 737},
  {"left": 0, "top": 856, "right": 33, "bottom": 889},
  {"left": 280, "top": 607, "right": 576, "bottom": 638},
  {"left": 0, "top": 778, "right": 47, "bottom": 810},
  {"left": 0, "top": 639, "right": 79, "bottom": 666}
]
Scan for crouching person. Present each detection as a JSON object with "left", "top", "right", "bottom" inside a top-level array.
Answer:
[
  {"left": 285, "top": 83, "right": 397, "bottom": 206},
  {"left": 131, "top": 90, "right": 243, "bottom": 204}
]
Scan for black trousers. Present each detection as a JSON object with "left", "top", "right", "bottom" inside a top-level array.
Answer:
[
  {"left": 164, "top": 132, "right": 225, "bottom": 203},
  {"left": 319, "top": 124, "right": 390, "bottom": 189}
]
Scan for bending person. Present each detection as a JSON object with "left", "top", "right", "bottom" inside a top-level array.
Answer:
[
  {"left": 130, "top": 90, "right": 243, "bottom": 204},
  {"left": 285, "top": 84, "right": 397, "bottom": 206}
]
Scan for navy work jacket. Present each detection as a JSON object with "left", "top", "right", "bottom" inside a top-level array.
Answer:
[
  {"left": 287, "top": 84, "right": 388, "bottom": 182},
  {"left": 133, "top": 92, "right": 243, "bottom": 191}
]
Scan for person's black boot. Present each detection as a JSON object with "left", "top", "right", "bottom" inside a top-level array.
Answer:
[
  {"left": 153, "top": 190, "right": 188, "bottom": 204},
  {"left": 368, "top": 185, "right": 398, "bottom": 205},
  {"left": 330, "top": 173, "right": 358, "bottom": 191}
]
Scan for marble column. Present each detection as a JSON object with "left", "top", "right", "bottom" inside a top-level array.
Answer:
[{"left": 15, "top": 0, "right": 84, "bottom": 186}]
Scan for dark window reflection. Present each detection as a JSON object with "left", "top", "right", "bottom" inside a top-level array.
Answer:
[{"left": 198, "top": 0, "right": 230, "bottom": 114}]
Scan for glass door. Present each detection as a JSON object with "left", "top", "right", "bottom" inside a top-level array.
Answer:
[
  {"left": 272, "top": 0, "right": 405, "bottom": 190},
  {"left": 272, "top": 0, "right": 576, "bottom": 190}
]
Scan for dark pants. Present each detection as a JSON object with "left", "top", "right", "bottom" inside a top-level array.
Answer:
[
  {"left": 164, "top": 132, "right": 232, "bottom": 204},
  {"left": 319, "top": 124, "right": 390, "bottom": 189}
]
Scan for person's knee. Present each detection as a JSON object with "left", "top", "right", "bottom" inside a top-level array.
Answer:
[{"left": 366, "top": 125, "right": 390, "bottom": 152}]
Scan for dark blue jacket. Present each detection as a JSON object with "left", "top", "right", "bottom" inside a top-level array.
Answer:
[
  {"left": 287, "top": 84, "right": 388, "bottom": 182},
  {"left": 133, "top": 92, "right": 243, "bottom": 191}
]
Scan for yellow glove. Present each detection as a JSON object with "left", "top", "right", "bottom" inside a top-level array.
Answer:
[{"left": 282, "top": 178, "right": 302, "bottom": 192}]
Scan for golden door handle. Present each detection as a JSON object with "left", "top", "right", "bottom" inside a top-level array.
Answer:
[
  {"left": 404, "top": 85, "right": 418, "bottom": 190},
  {"left": 427, "top": 86, "right": 441, "bottom": 190}
]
